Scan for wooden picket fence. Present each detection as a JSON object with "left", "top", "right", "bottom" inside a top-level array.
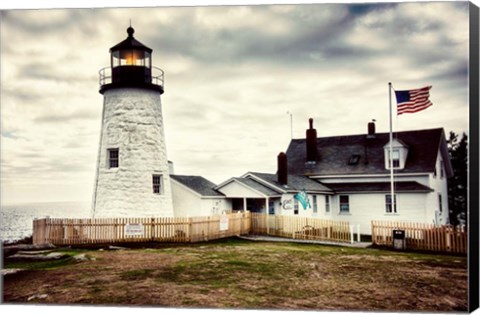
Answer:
[
  {"left": 371, "top": 221, "right": 467, "bottom": 254},
  {"left": 251, "top": 213, "right": 353, "bottom": 243},
  {"left": 32, "top": 212, "right": 356, "bottom": 245},
  {"left": 32, "top": 212, "right": 251, "bottom": 246}
]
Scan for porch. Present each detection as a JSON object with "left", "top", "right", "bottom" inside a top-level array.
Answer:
[{"left": 231, "top": 197, "right": 280, "bottom": 214}]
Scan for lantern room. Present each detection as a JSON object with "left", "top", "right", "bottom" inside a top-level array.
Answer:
[{"left": 99, "top": 26, "right": 164, "bottom": 94}]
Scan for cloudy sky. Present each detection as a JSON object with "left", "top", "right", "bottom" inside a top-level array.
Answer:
[{"left": 0, "top": 1, "right": 473, "bottom": 205}]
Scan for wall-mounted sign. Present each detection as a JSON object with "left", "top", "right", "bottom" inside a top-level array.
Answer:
[
  {"left": 125, "top": 223, "right": 144, "bottom": 236},
  {"left": 220, "top": 215, "right": 229, "bottom": 231},
  {"left": 282, "top": 198, "right": 293, "bottom": 210}
]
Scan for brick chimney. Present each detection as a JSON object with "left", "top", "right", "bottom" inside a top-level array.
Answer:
[
  {"left": 367, "top": 120, "right": 376, "bottom": 139},
  {"left": 277, "top": 152, "right": 288, "bottom": 185},
  {"left": 306, "top": 118, "right": 318, "bottom": 163}
]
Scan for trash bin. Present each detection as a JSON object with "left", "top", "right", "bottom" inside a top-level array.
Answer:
[{"left": 393, "top": 229, "right": 406, "bottom": 250}]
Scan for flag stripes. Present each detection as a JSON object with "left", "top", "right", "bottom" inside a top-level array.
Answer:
[{"left": 395, "top": 86, "right": 433, "bottom": 115}]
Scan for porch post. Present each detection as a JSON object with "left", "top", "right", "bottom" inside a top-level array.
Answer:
[
  {"left": 243, "top": 198, "right": 247, "bottom": 211},
  {"left": 266, "top": 197, "right": 270, "bottom": 235}
]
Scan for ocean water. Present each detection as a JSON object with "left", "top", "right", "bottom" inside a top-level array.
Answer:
[{"left": 1, "top": 201, "right": 91, "bottom": 243}]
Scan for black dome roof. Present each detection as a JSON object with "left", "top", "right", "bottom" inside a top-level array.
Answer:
[{"left": 109, "top": 27, "right": 152, "bottom": 53}]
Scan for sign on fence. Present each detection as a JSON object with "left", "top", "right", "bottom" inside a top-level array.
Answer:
[
  {"left": 125, "top": 223, "right": 144, "bottom": 236},
  {"left": 220, "top": 215, "right": 229, "bottom": 231}
]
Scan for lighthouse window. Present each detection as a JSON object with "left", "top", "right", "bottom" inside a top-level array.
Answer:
[
  {"left": 144, "top": 52, "right": 151, "bottom": 68},
  {"left": 153, "top": 175, "right": 163, "bottom": 194},
  {"left": 107, "top": 148, "right": 119, "bottom": 168}
]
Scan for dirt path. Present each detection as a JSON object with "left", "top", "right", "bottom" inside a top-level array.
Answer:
[{"left": 2, "top": 239, "right": 468, "bottom": 311}]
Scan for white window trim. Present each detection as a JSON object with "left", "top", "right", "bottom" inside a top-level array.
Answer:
[
  {"left": 385, "top": 194, "right": 397, "bottom": 214},
  {"left": 293, "top": 198, "right": 299, "bottom": 215},
  {"left": 386, "top": 149, "right": 401, "bottom": 170},
  {"left": 107, "top": 148, "right": 119, "bottom": 169},
  {"left": 339, "top": 195, "right": 350, "bottom": 214},
  {"left": 153, "top": 174, "right": 164, "bottom": 195}
]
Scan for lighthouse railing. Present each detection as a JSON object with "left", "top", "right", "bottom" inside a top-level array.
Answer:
[{"left": 98, "top": 66, "right": 164, "bottom": 88}]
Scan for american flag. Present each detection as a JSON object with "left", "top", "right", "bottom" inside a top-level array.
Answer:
[{"left": 394, "top": 86, "right": 433, "bottom": 115}]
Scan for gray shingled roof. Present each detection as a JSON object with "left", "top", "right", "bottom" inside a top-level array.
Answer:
[
  {"left": 171, "top": 175, "right": 225, "bottom": 197},
  {"left": 323, "top": 181, "right": 433, "bottom": 193},
  {"left": 247, "top": 172, "right": 332, "bottom": 193},
  {"left": 234, "top": 177, "right": 281, "bottom": 196},
  {"left": 286, "top": 128, "right": 452, "bottom": 177}
]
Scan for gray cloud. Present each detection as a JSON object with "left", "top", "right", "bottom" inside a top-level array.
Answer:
[
  {"left": 1, "top": 8, "right": 102, "bottom": 34},
  {"left": 0, "top": 2, "right": 471, "bottom": 204},
  {"left": 33, "top": 109, "right": 98, "bottom": 124}
]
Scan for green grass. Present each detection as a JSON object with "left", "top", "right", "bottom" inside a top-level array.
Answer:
[{"left": 2, "top": 238, "right": 468, "bottom": 310}]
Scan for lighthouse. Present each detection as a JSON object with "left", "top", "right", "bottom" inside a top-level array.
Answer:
[{"left": 91, "top": 26, "right": 174, "bottom": 218}]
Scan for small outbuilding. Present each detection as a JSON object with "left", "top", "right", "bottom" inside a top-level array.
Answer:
[{"left": 171, "top": 175, "right": 231, "bottom": 217}]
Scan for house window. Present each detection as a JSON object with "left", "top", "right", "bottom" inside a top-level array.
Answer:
[
  {"left": 388, "top": 150, "right": 400, "bottom": 168},
  {"left": 440, "top": 160, "right": 444, "bottom": 178},
  {"left": 294, "top": 198, "right": 299, "bottom": 215},
  {"left": 325, "top": 195, "right": 330, "bottom": 213},
  {"left": 339, "top": 195, "right": 349, "bottom": 213},
  {"left": 268, "top": 200, "right": 275, "bottom": 215},
  {"left": 385, "top": 194, "right": 397, "bottom": 213},
  {"left": 438, "top": 193, "right": 443, "bottom": 212},
  {"left": 312, "top": 195, "right": 318, "bottom": 214},
  {"left": 107, "top": 148, "right": 119, "bottom": 168},
  {"left": 153, "top": 175, "right": 163, "bottom": 194}
]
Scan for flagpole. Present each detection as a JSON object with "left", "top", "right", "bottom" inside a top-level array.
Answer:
[{"left": 388, "top": 82, "right": 395, "bottom": 212}]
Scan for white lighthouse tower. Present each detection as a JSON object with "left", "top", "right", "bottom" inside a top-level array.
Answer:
[{"left": 91, "top": 26, "right": 174, "bottom": 218}]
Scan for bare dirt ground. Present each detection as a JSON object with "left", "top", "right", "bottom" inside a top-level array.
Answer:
[{"left": 2, "top": 238, "right": 468, "bottom": 312}]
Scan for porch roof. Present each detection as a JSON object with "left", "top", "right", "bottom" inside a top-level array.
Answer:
[
  {"left": 247, "top": 172, "right": 332, "bottom": 194},
  {"left": 234, "top": 178, "right": 281, "bottom": 197}
]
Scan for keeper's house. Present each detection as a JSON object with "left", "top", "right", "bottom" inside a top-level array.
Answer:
[{"left": 214, "top": 119, "right": 453, "bottom": 235}]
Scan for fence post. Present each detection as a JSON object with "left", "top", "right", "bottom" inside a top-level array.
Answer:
[
  {"left": 32, "top": 219, "right": 37, "bottom": 245},
  {"left": 46, "top": 217, "right": 51, "bottom": 244},
  {"left": 151, "top": 217, "right": 155, "bottom": 242},
  {"left": 445, "top": 226, "right": 451, "bottom": 251},
  {"left": 266, "top": 213, "right": 269, "bottom": 236},
  {"left": 206, "top": 216, "right": 210, "bottom": 242},
  {"left": 371, "top": 221, "right": 375, "bottom": 245},
  {"left": 186, "top": 217, "right": 191, "bottom": 242},
  {"left": 349, "top": 225, "right": 354, "bottom": 244}
]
